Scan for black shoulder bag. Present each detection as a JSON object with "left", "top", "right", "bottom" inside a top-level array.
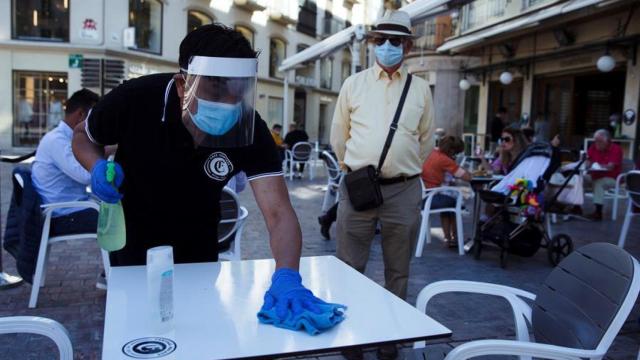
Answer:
[{"left": 343, "top": 75, "right": 413, "bottom": 211}]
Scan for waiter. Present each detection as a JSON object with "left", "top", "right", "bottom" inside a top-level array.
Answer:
[{"left": 72, "top": 24, "right": 327, "bottom": 325}]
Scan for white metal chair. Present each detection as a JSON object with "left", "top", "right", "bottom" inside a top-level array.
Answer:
[
  {"left": 415, "top": 185, "right": 465, "bottom": 257},
  {"left": 610, "top": 159, "right": 637, "bottom": 220},
  {"left": 414, "top": 243, "right": 640, "bottom": 360},
  {"left": 285, "top": 142, "right": 314, "bottom": 180},
  {"left": 11, "top": 171, "right": 110, "bottom": 308},
  {"left": 618, "top": 171, "right": 640, "bottom": 249},
  {"left": 320, "top": 151, "right": 342, "bottom": 212},
  {"left": 0, "top": 316, "right": 73, "bottom": 359},
  {"left": 217, "top": 187, "right": 249, "bottom": 261}
]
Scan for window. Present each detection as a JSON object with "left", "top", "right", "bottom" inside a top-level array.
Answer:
[
  {"left": 267, "top": 97, "right": 284, "bottom": 128},
  {"left": 235, "top": 25, "right": 254, "bottom": 49},
  {"left": 297, "top": 0, "right": 317, "bottom": 36},
  {"left": 187, "top": 10, "right": 213, "bottom": 33},
  {"left": 320, "top": 57, "right": 333, "bottom": 89},
  {"left": 341, "top": 49, "right": 351, "bottom": 84},
  {"left": 12, "top": 0, "right": 70, "bottom": 42},
  {"left": 270, "top": 38, "right": 287, "bottom": 79},
  {"left": 129, "top": 0, "right": 163, "bottom": 54},
  {"left": 13, "top": 71, "right": 68, "bottom": 146}
]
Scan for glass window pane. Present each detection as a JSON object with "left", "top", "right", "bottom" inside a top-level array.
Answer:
[
  {"left": 188, "top": 10, "right": 213, "bottom": 33},
  {"left": 129, "top": 0, "right": 163, "bottom": 54},
  {"left": 235, "top": 25, "right": 254, "bottom": 49},
  {"left": 269, "top": 38, "right": 286, "bottom": 79},
  {"left": 13, "top": 71, "right": 68, "bottom": 146},
  {"left": 267, "top": 97, "right": 284, "bottom": 129},
  {"left": 12, "top": 0, "right": 70, "bottom": 42}
]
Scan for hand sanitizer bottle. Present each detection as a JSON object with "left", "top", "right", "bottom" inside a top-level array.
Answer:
[
  {"left": 97, "top": 157, "right": 126, "bottom": 251},
  {"left": 147, "top": 246, "right": 175, "bottom": 334}
]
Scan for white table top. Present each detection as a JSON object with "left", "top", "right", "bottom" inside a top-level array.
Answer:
[{"left": 103, "top": 256, "right": 451, "bottom": 359}]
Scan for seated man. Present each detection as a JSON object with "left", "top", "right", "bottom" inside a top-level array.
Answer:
[
  {"left": 270, "top": 124, "right": 287, "bottom": 161},
  {"left": 586, "top": 129, "right": 623, "bottom": 221},
  {"left": 32, "top": 89, "right": 101, "bottom": 235}
]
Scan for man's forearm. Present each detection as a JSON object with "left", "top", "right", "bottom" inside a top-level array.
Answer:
[
  {"left": 251, "top": 176, "right": 302, "bottom": 270},
  {"left": 72, "top": 120, "right": 105, "bottom": 172}
]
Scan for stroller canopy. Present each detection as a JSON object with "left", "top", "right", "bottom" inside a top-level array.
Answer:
[{"left": 492, "top": 142, "right": 560, "bottom": 195}]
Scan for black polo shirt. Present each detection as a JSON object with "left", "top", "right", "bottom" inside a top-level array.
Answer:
[{"left": 86, "top": 73, "right": 282, "bottom": 266}]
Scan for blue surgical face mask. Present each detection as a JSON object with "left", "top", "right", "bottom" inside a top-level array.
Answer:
[
  {"left": 189, "top": 98, "right": 242, "bottom": 136},
  {"left": 374, "top": 40, "right": 404, "bottom": 67}
]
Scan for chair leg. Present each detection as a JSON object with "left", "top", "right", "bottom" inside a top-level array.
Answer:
[
  {"left": 618, "top": 202, "right": 633, "bottom": 249},
  {"left": 29, "top": 234, "right": 51, "bottom": 308},
  {"left": 415, "top": 212, "right": 429, "bottom": 257},
  {"left": 101, "top": 250, "right": 111, "bottom": 282},
  {"left": 40, "top": 249, "right": 50, "bottom": 287},
  {"left": 456, "top": 211, "right": 464, "bottom": 256},
  {"left": 612, "top": 195, "right": 618, "bottom": 221},
  {"left": 545, "top": 216, "right": 553, "bottom": 239}
]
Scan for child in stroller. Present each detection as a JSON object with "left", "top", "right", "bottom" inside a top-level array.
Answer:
[{"left": 472, "top": 142, "right": 580, "bottom": 268}]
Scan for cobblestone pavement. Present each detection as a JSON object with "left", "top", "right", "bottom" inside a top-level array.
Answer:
[{"left": 0, "top": 161, "right": 639, "bottom": 359}]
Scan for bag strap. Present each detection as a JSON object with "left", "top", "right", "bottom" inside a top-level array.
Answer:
[{"left": 376, "top": 74, "right": 413, "bottom": 175}]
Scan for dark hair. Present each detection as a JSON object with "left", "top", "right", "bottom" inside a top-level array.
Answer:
[
  {"left": 498, "top": 107, "right": 508, "bottom": 114},
  {"left": 438, "top": 136, "right": 465, "bottom": 157},
  {"left": 499, "top": 127, "right": 527, "bottom": 166},
  {"left": 179, "top": 23, "right": 256, "bottom": 70},
  {"left": 522, "top": 127, "right": 534, "bottom": 142},
  {"left": 65, "top": 89, "right": 99, "bottom": 115},
  {"left": 272, "top": 124, "right": 282, "bottom": 130}
]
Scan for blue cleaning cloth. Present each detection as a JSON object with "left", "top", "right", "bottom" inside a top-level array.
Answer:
[{"left": 258, "top": 302, "right": 347, "bottom": 335}]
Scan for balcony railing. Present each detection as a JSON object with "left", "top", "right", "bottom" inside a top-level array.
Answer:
[
  {"left": 460, "top": 0, "right": 557, "bottom": 33},
  {"left": 413, "top": 17, "right": 454, "bottom": 51}
]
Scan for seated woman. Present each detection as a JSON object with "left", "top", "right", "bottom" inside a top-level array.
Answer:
[
  {"left": 421, "top": 136, "right": 472, "bottom": 248},
  {"left": 480, "top": 127, "right": 528, "bottom": 175}
]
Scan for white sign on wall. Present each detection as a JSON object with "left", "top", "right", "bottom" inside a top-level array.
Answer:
[
  {"left": 79, "top": 18, "right": 99, "bottom": 40},
  {"left": 123, "top": 27, "right": 136, "bottom": 48}
]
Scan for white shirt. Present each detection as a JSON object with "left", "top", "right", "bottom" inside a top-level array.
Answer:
[{"left": 32, "top": 122, "right": 92, "bottom": 216}]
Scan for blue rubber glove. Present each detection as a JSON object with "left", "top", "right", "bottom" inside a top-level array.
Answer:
[
  {"left": 261, "top": 268, "right": 327, "bottom": 320},
  {"left": 91, "top": 159, "right": 124, "bottom": 204}
]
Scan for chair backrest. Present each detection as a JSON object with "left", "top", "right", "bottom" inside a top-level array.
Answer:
[
  {"left": 218, "top": 187, "right": 240, "bottom": 244},
  {"left": 320, "top": 151, "right": 341, "bottom": 181},
  {"left": 291, "top": 142, "right": 313, "bottom": 161},
  {"left": 627, "top": 170, "right": 640, "bottom": 208},
  {"left": 532, "top": 243, "right": 639, "bottom": 351},
  {"left": 0, "top": 316, "right": 73, "bottom": 360}
]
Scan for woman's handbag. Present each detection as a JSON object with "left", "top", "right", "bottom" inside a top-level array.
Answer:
[{"left": 344, "top": 75, "right": 413, "bottom": 211}]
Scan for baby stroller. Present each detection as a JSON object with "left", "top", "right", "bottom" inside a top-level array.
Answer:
[{"left": 472, "top": 142, "right": 582, "bottom": 268}]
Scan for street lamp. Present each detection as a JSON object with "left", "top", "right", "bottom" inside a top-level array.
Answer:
[
  {"left": 499, "top": 71, "right": 513, "bottom": 85},
  {"left": 459, "top": 78, "right": 471, "bottom": 91},
  {"left": 596, "top": 54, "right": 615, "bottom": 72}
]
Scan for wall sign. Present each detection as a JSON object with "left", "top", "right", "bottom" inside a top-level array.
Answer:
[
  {"left": 80, "top": 18, "right": 99, "bottom": 40},
  {"left": 623, "top": 109, "right": 636, "bottom": 126}
]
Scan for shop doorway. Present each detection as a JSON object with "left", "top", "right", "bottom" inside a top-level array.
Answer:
[
  {"left": 294, "top": 90, "right": 307, "bottom": 130},
  {"left": 488, "top": 80, "right": 523, "bottom": 135}
]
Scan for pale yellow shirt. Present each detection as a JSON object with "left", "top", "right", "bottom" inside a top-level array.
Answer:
[{"left": 330, "top": 63, "right": 434, "bottom": 178}]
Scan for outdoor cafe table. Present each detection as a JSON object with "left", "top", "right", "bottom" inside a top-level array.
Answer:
[
  {"left": 102, "top": 255, "right": 451, "bottom": 359},
  {"left": 464, "top": 175, "right": 504, "bottom": 252}
]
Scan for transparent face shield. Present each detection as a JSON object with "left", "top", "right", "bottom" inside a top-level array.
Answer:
[{"left": 182, "top": 56, "right": 258, "bottom": 148}]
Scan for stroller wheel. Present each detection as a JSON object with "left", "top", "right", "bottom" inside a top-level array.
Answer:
[
  {"left": 500, "top": 250, "right": 508, "bottom": 268},
  {"left": 548, "top": 234, "right": 573, "bottom": 266},
  {"left": 473, "top": 241, "right": 482, "bottom": 259}
]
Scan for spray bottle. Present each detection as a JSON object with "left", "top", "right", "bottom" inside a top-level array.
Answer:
[{"left": 96, "top": 156, "right": 126, "bottom": 251}]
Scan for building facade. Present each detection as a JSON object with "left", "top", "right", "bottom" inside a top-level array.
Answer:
[
  {"left": 0, "top": 0, "right": 377, "bottom": 149},
  {"left": 437, "top": 0, "right": 640, "bottom": 158}
]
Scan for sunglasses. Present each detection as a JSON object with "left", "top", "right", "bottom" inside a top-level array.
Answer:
[
  {"left": 373, "top": 37, "right": 403, "bottom": 47},
  {"left": 500, "top": 136, "right": 513, "bottom": 143}
]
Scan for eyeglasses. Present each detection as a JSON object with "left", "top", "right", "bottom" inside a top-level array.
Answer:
[
  {"left": 500, "top": 136, "right": 513, "bottom": 143},
  {"left": 372, "top": 37, "right": 403, "bottom": 47}
]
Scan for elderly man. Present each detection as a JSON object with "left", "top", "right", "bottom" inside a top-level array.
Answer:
[
  {"left": 330, "top": 10, "right": 433, "bottom": 360},
  {"left": 586, "top": 129, "right": 623, "bottom": 220}
]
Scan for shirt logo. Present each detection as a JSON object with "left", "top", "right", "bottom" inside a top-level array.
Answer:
[
  {"left": 204, "top": 152, "right": 234, "bottom": 181},
  {"left": 122, "top": 337, "right": 176, "bottom": 358}
]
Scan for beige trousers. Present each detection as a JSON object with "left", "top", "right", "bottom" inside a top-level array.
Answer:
[
  {"left": 592, "top": 177, "right": 617, "bottom": 205},
  {"left": 336, "top": 177, "right": 422, "bottom": 300}
]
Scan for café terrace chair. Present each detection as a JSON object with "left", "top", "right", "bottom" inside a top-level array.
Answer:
[
  {"left": 10, "top": 168, "right": 109, "bottom": 308},
  {"left": 611, "top": 159, "right": 638, "bottom": 220},
  {"left": 414, "top": 243, "right": 640, "bottom": 360},
  {"left": 285, "top": 142, "right": 314, "bottom": 180},
  {"left": 320, "top": 150, "right": 342, "bottom": 212},
  {"left": 217, "top": 187, "right": 249, "bottom": 261},
  {"left": 415, "top": 184, "right": 465, "bottom": 257},
  {"left": 617, "top": 171, "right": 640, "bottom": 249},
  {"left": 0, "top": 316, "right": 73, "bottom": 360}
]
